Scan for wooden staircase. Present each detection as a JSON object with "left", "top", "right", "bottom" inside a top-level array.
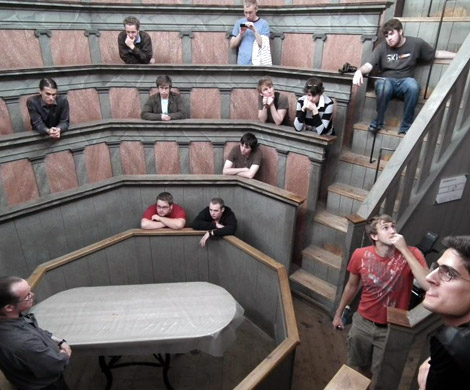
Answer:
[{"left": 290, "top": 112, "right": 405, "bottom": 312}]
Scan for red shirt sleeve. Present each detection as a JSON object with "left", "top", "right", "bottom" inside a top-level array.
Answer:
[
  {"left": 168, "top": 204, "right": 187, "bottom": 221},
  {"left": 142, "top": 205, "right": 157, "bottom": 220}
]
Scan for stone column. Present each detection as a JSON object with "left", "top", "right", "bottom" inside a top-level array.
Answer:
[
  {"left": 96, "top": 87, "right": 112, "bottom": 119},
  {"left": 29, "top": 156, "right": 51, "bottom": 197},
  {"left": 143, "top": 141, "right": 157, "bottom": 174},
  {"left": 304, "top": 159, "right": 323, "bottom": 247},
  {"left": 354, "top": 35, "right": 378, "bottom": 123},
  {"left": 276, "top": 149, "right": 288, "bottom": 189},
  {"left": 138, "top": 87, "right": 150, "bottom": 111},
  {"left": 179, "top": 31, "right": 194, "bottom": 64},
  {"left": 34, "top": 29, "right": 54, "bottom": 66},
  {"left": 213, "top": 142, "right": 225, "bottom": 174},
  {"left": 270, "top": 32, "right": 285, "bottom": 66},
  {"left": 71, "top": 147, "right": 88, "bottom": 186},
  {"left": 106, "top": 142, "right": 123, "bottom": 176},
  {"left": 0, "top": 178, "right": 7, "bottom": 208},
  {"left": 84, "top": 30, "right": 102, "bottom": 64},
  {"left": 226, "top": 31, "right": 237, "bottom": 65},
  {"left": 3, "top": 96, "right": 26, "bottom": 133},
  {"left": 219, "top": 88, "right": 232, "bottom": 119},
  {"left": 178, "top": 141, "right": 190, "bottom": 174},
  {"left": 178, "top": 87, "right": 191, "bottom": 118},
  {"left": 313, "top": 34, "right": 327, "bottom": 69}
]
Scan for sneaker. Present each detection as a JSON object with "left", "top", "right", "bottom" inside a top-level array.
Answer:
[
  {"left": 368, "top": 123, "right": 382, "bottom": 133},
  {"left": 398, "top": 129, "right": 407, "bottom": 135}
]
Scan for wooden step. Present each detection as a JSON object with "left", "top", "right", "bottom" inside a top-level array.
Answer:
[
  {"left": 328, "top": 182, "right": 369, "bottom": 203},
  {"left": 354, "top": 121, "right": 405, "bottom": 138},
  {"left": 302, "top": 245, "right": 342, "bottom": 271},
  {"left": 314, "top": 210, "right": 348, "bottom": 233},
  {"left": 289, "top": 269, "right": 336, "bottom": 302},
  {"left": 340, "top": 150, "right": 389, "bottom": 171}
]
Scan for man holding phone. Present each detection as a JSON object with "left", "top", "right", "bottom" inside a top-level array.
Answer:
[
  {"left": 230, "top": 0, "right": 270, "bottom": 65},
  {"left": 118, "top": 16, "right": 155, "bottom": 64}
]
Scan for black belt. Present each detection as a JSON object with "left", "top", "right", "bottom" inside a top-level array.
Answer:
[{"left": 364, "top": 317, "right": 388, "bottom": 328}]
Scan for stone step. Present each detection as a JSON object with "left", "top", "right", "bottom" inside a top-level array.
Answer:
[
  {"left": 301, "top": 245, "right": 342, "bottom": 285},
  {"left": 327, "top": 182, "right": 369, "bottom": 216},
  {"left": 312, "top": 210, "right": 349, "bottom": 253},
  {"left": 289, "top": 269, "right": 337, "bottom": 310},
  {"left": 336, "top": 150, "right": 389, "bottom": 191},
  {"left": 314, "top": 209, "right": 348, "bottom": 233},
  {"left": 351, "top": 122, "right": 403, "bottom": 159}
]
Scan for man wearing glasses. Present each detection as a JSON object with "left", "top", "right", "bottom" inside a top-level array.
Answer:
[
  {"left": 0, "top": 276, "right": 71, "bottom": 389},
  {"left": 418, "top": 236, "right": 470, "bottom": 390},
  {"left": 332, "top": 214, "right": 429, "bottom": 389},
  {"left": 141, "top": 191, "right": 187, "bottom": 230}
]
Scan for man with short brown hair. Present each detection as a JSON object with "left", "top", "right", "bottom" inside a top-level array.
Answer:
[
  {"left": 118, "top": 16, "right": 155, "bottom": 64},
  {"left": 141, "top": 191, "right": 187, "bottom": 230}
]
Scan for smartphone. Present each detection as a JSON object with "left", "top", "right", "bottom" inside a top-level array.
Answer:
[{"left": 240, "top": 23, "right": 246, "bottom": 28}]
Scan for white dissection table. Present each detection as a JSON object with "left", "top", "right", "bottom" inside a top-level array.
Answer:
[{"left": 31, "top": 282, "right": 244, "bottom": 389}]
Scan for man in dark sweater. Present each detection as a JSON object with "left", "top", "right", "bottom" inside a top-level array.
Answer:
[
  {"left": 118, "top": 16, "right": 154, "bottom": 64},
  {"left": 192, "top": 198, "right": 237, "bottom": 248}
]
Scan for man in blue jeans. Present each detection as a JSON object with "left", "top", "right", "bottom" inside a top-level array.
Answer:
[{"left": 353, "top": 19, "right": 455, "bottom": 134}]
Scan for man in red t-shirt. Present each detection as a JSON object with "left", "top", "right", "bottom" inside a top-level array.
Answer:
[
  {"left": 332, "top": 214, "right": 429, "bottom": 387},
  {"left": 140, "top": 192, "right": 187, "bottom": 230}
]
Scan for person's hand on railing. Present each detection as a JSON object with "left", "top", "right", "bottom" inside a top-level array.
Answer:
[{"left": 353, "top": 70, "right": 364, "bottom": 86}]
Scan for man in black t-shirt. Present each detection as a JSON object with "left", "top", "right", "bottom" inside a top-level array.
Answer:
[{"left": 353, "top": 19, "right": 455, "bottom": 134}]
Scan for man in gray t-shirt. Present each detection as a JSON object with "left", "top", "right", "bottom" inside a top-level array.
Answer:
[{"left": 353, "top": 19, "right": 455, "bottom": 134}]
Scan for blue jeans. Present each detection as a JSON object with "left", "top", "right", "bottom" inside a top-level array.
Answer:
[{"left": 372, "top": 77, "right": 421, "bottom": 133}]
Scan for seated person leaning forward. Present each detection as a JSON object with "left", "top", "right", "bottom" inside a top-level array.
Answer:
[
  {"left": 141, "top": 75, "right": 186, "bottom": 121},
  {"left": 192, "top": 198, "right": 237, "bottom": 248},
  {"left": 257, "top": 76, "right": 289, "bottom": 126},
  {"left": 294, "top": 77, "right": 335, "bottom": 135},
  {"left": 141, "top": 191, "right": 187, "bottom": 230},
  {"left": 118, "top": 16, "right": 155, "bottom": 64},
  {"left": 26, "top": 78, "right": 70, "bottom": 140},
  {"left": 223, "top": 132, "right": 262, "bottom": 179}
]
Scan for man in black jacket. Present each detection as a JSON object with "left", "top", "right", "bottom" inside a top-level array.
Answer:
[
  {"left": 118, "top": 16, "right": 154, "bottom": 64},
  {"left": 192, "top": 198, "right": 237, "bottom": 248}
]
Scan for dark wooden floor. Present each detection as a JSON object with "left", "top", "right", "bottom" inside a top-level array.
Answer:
[{"left": 64, "top": 296, "right": 348, "bottom": 389}]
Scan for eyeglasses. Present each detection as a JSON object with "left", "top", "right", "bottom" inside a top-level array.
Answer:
[
  {"left": 18, "top": 291, "right": 34, "bottom": 303},
  {"left": 430, "top": 262, "right": 470, "bottom": 283},
  {"left": 156, "top": 205, "right": 170, "bottom": 210}
]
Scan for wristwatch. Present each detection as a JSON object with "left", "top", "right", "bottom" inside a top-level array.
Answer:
[{"left": 58, "top": 339, "right": 66, "bottom": 347}]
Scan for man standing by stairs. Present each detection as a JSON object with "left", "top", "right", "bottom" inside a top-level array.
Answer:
[
  {"left": 332, "top": 214, "right": 429, "bottom": 389},
  {"left": 353, "top": 18, "right": 455, "bottom": 135}
]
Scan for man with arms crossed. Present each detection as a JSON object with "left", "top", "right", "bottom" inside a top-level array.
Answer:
[
  {"left": 0, "top": 276, "right": 71, "bottom": 389},
  {"left": 223, "top": 132, "right": 262, "bottom": 179},
  {"left": 27, "top": 78, "right": 69, "bottom": 139},
  {"left": 118, "top": 16, "right": 155, "bottom": 64},
  {"left": 353, "top": 18, "right": 455, "bottom": 134},
  {"left": 141, "top": 192, "right": 187, "bottom": 230},
  {"left": 230, "top": 0, "right": 270, "bottom": 65},
  {"left": 192, "top": 198, "right": 237, "bottom": 248},
  {"left": 332, "top": 214, "right": 429, "bottom": 389},
  {"left": 418, "top": 236, "right": 470, "bottom": 390}
]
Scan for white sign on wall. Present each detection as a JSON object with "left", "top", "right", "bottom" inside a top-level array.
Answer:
[{"left": 436, "top": 175, "right": 467, "bottom": 204}]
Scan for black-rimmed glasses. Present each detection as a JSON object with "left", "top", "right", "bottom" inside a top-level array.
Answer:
[{"left": 430, "top": 262, "right": 470, "bottom": 283}]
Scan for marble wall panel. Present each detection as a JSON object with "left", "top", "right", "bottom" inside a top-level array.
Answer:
[
  {"left": 109, "top": 88, "right": 141, "bottom": 119},
  {"left": 45, "top": 151, "right": 79, "bottom": 193},
  {"left": 68, "top": 89, "right": 102, "bottom": 125},
  {"left": 284, "top": 91, "right": 299, "bottom": 126},
  {"left": 99, "top": 31, "right": 122, "bottom": 64},
  {"left": 20, "top": 95, "right": 35, "bottom": 132},
  {"left": 150, "top": 32, "right": 183, "bottom": 64},
  {"left": 120, "top": 141, "right": 147, "bottom": 175},
  {"left": 190, "top": 88, "right": 221, "bottom": 119},
  {"left": 230, "top": 89, "right": 258, "bottom": 120},
  {"left": 84, "top": 143, "right": 113, "bottom": 183},
  {"left": 0, "top": 160, "right": 39, "bottom": 206},
  {"left": 280, "top": 33, "right": 315, "bottom": 69},
  {"left": 285, "top": 153, "right": 311, "bottom": 265},
  {"left": 192, "top": 0, "right": 235, "bottom": 4},
  {"left": 192, "top": 32, "right": 229, "bottom": 65},
  {"left": 0, "top": 30, "right": 43, "bottom": 69},
  {"left": 155, "top": 141, "right": 181, "bottom": 174},
  {"left": 256, "top": 145, "right": 278, "bottom": 186},
  {"left": 293, "top": 0, "right": 330, "bottom": 4},
  {"left": 142, "top": 0, "right": 184, "bottom": 3},
  {"left": 50, "top": 30, "right": 92, "bottom": 66},
  {"left": 0, "top": 99, "right": 13, "bottom": 135},
  {"left": 322, "top": 34, "right": 363, "bottom": 72},
  {"left": 189, "top": 142, "right": 215, "bottom": 174},
  {"left": 258, "top": 0, "right": 285, "bottom": 4}
]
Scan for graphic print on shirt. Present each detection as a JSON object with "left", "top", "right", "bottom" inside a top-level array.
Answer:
[
  {"left": 387, "top": 52, "right": 411, "bottom": 62},
  {"left": 361, "top": 248, "right": 409, "bottom": 308}
]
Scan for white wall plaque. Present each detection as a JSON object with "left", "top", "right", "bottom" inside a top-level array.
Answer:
[{"left": 436, "top": 175, "right": 467, "bottom": 204}]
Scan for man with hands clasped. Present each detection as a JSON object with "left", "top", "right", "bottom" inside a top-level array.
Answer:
[
  {"left": 141, "top": 192, "right": 187, "bottom": 230},
  {"left": 257, "top": 77, "right": 289, "bottom": 126},
  {"left": 118, "top": 16, "right": 155, "bottom": 64},
  {"left": 332, "top": 214, "right": 429, "bottom": 389},
  {"left": 230, "top": 0, "right": 270, "bottom": 65}
]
